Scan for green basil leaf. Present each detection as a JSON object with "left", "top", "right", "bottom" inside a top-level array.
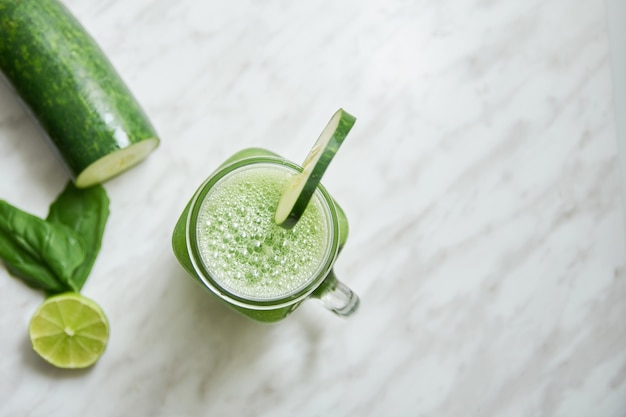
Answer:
[
  {"left": 0, "top": 233, "right": 65, "bottom": 293},
  {"left": 0, "top": 200, "right": 85, "bottom": 292},
  {"left": 46, "top": 181, "right": 110, "bottom": 290}
]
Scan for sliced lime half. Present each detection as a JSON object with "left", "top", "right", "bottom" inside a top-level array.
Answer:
[
  {"left": 275, "top": 108, "right": 356, "bottom": 229},
  {"left": 28, "top": 292, "right": 109, "bottom": 369}
]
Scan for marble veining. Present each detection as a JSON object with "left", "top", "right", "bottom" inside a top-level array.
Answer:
[{"left": 0, "top": 0, "right": 625, "bottom": 416}]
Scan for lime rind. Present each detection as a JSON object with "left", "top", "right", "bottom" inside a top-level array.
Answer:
[{"left": 275, "top": 108, "right": 356, "bottom": 229}]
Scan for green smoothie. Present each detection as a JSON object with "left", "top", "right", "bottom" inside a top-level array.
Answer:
[
  {"left": 195, "top": 163, "right": 332, "bottom": 301},
  {"left": 172, "top": 149, "right": 353, "bottom": 322}
]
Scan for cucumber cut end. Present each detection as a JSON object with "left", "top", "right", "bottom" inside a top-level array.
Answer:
[{"left": 74, "top": 138, "right": 159, "bottom": 188}]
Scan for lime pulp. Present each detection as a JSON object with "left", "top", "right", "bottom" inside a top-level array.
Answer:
[{"left": 28, "top": 292, "right": 109, "bottom": 369}]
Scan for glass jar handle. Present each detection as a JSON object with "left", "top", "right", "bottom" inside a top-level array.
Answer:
[{"left": 312, "top": 270, "right": 359, "bottom": 316}]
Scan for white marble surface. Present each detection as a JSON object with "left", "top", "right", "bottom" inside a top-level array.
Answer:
[
  {"left": 607, "top": 0, "right": 626, "bottom": 224},
  {"left": 1, "top": 0, "right": 625, "bottom": 415}
]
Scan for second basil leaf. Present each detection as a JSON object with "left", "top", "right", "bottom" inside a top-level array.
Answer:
[{"left": 47, "top": 182, "right": 110, "bottom": 291}]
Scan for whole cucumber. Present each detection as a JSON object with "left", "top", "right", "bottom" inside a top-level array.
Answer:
[{"left": 0, "top": 0, "right": 159, "bottom": 187}]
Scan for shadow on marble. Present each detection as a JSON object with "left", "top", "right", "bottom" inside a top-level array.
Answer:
[
  {"left": 19, "top": 334, "right": 95, "bottom": 379},
  {"left": 160, "top": 264, "right": 275, "bottom": 375},
  {"left": 162, "top": 262, "right": 329, "bottom": 393}
]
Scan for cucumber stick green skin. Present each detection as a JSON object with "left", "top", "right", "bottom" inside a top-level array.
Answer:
[
  {"left": 0, "top": 0, "right": 158, "bottom": 186},
  {"left": 277, "top": 109, "right": 356, "bottom": 229}
]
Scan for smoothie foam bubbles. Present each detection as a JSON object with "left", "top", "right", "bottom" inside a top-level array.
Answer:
[{"left": 196, "top": 164, "right": 332, "bottom": 301}]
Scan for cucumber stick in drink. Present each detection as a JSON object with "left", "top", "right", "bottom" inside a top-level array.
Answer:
[
  {"left": 0, "top": 0, "right": 159, "bottom": 187},
  {"left": 275, "top": 108, "right": 356, "bottom": 228}
]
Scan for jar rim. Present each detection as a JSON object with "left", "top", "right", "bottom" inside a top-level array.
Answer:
[{"left": 185, "top": 156, "right": 340, "bottom": 309}]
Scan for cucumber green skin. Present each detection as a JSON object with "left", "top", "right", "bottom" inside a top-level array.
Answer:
[
  {"left": 171, "top": 148, "right": 350, "bottom": 323},
  {"left": 0, "top": 0, "right": 158, "bottom": 181},
  {"left": 280, "top": 110, "right": 356, "bottom": 229}
]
